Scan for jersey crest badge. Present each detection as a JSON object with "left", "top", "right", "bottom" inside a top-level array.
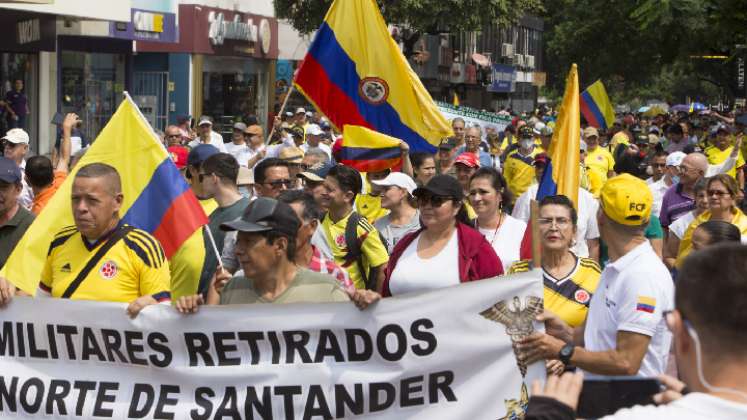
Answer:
[
  {"left": 99, "top": 260, "right": 118, "bottom": 280},
  {"left": 574, "top": 289, "right": 590, "bottom": 304}
]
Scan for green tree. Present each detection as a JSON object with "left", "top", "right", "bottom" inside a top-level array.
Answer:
[{"left": 274, "top": 0, "right": 542, "bottom": 35}]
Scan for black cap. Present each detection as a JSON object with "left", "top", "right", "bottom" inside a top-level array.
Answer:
[
  {"left": 438, "top": 138, "right": 457, "bottom": 150},
  {"left": 413, "top": 174, "right": 464, "bottom": 201},
  {"left": 220, "top": 197, "right": 300, "bottom": 236}
]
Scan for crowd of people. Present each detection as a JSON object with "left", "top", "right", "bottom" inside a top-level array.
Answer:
[{"left": 1, "top": 103, "right": 746, "bottom": 418}]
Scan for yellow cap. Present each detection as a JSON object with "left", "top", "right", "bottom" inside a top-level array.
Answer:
[{"left": 600, "top": 174, "right": 653, "bottom": 226}]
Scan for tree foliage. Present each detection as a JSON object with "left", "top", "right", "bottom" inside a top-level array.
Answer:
[{"left": 274, "top": 0, "right": 542, "bottom": 35}]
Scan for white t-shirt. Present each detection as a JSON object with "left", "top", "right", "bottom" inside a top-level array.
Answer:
[
  {"left": 584, "top": 241, "right": 674, "bottom": 379},
  {"left": 669, "top": 210, "right": 696, "bottom": 240},
  {"left": 602, "top": 393, "right": 747, "bottom": 420},
  {"left": 478, "top": 214, "right": 526, "bottom": 272},
  {"left": 188, "top": 131, "right": 228, "bottom": 153},
  {"left": 224, "top": 142, "right": 253, "bottom": 167},
  {"left": 389, "top": 230, "right": 459, "bottom": 296},
  {"left": 511, "top": 185, "right": 600, "bottom": 257},
  {"left": 648, "top": 178, "right": 671, "bottom": 221},
  {"left": 301, "top": 142, "right": 332, "bottom": 159}
]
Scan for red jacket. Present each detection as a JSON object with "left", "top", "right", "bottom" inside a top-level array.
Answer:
[{"left": 381, "top": 222, "right": 503, "bottom": 297}]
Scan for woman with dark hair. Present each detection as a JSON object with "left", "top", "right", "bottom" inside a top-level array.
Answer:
[
  {"left": 410, "top": 152, "right": 436, "bottom": 186},
  {"left": 676, "top": 174, "right": 747, "bottom": 266},
  {"left": 508, "top": 195, "right": 600, "bottom": 328},
  {"left": 691, "top": 220, "right": 742, "bottom": 251},
  {"left": 377, "top": 175, "right": 502, "bottom": 297},
  {"left": 468, "top": 167, "right": 527, "bottom": 271}
]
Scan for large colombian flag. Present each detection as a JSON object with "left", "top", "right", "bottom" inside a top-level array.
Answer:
[
  {"left": 294, "top": 0, "right": 452, "bottom": 153},
  {"left": 520, "top": 64, "right": 581, "bottom": 261},
  {"left": 1, "top": 95, "right": 208, "bottom": 295},
  {"left": 580, "top": 80, "right": 615, "bottom": 130}
]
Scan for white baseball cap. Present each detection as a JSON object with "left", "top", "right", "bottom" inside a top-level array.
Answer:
[
  {"left": 306, "top": 124, "right": 323, "bottom": 136},
  {"left": 666, "top": 151, "right": 686, "bottom": 167},
  {"left": 371, "top": 172, "right": 417, "bottom": 196},
  {"left": 295, "top": 107, "right": 306, "bottom": 114},
  {"left": 2, "top": 128, "right": 29, "bottom": 144},
  {"left": 197, "top": 117, "right": 212, "bottom": 126}
]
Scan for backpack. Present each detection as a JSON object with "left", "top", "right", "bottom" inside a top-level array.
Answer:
[{"left": 341, "top": 212, "right": 388, "bottom": 290}]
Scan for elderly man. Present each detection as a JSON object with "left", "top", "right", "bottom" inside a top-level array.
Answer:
[
  {"left": 301, "top": 123, "right": 332, "bottom": 159},
  {"left": 0, "top": 163, "right": 171, "bottom": 318},
  {"left": 187, "top": 116, "right": 227, "bottom": 153},
  {"left": 2, "top": 128, "right": 32, "bottom": 208},
  {"left": 457, "top": 126, "right": 493, "bottom": 168},
  {"left": 659, "top": 153, "right": 708, "bottom": 229},
  {"left": 175, "top": 197, "right": 349, "bottom": 311}
]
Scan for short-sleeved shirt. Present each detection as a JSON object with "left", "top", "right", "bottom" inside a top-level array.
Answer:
[
  {"left": 39, "top": 225, "right": 171, "bottom": 303},
  {"left": 374, "top": 210, "right": 420, "bottom": 253},
  {"left": 659, "top": 184, "right": 694, "bottom": 228},
  {"left": 478, "top": 214, "right": 527, "bottom": 272},
  {"left": 200, "top": 197, "right": 250, "bottom": 293},
  {"left": 0, "top": 206, "right": 34, "bottom": 269},
  {"left": 585, "top": 147, "right": 615, "bottom": 184},
  {"left": 224, "top": 142, "right": 253, "bottom": 167},
  {"left": 509, "top": 256, "right": 601, "bottom": 327},
  {"left": 220, "top": 268, "right": 350, "bottom": 304},
  {"left": 705, "top": 145, "right": 745, "bottom": 179},
  {"left": 32, "top": 171, "right": 66, "bottom": 215},
  {"left": 5, "top": 90, "right": 27, "bottom": 116},
  {"left": 355, "top": 193, "right": 388, "bottom": 224},
  {"left": 187, "top": 132, "right": 227, "bottom": 153},
  {"left": 321, "top": 211, "right": 389, "bottom": 289},
  {"left": 584, "top": 241, "right": 674, "bottom": 379},
  {"left": 503, "top": 148, "right": 541, "bottom": 201}
]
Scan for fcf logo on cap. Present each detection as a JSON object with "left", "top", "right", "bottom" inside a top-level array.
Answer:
[{"left": 629, "top": 202, "right": 647, "bottom": 211}]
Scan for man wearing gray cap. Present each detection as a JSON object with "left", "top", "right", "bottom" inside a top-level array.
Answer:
[
  {"left": 175, "top": 197, "right": 349, "bottom": 311},
  {"left": 0, "top": 157, "right": 34, "bottom": 269},
  {"left": 224, "top": 122, "right": 252, "bottom": 166},
  {"left": 187, "top": 116, "right": 227, "bottom": 153}
]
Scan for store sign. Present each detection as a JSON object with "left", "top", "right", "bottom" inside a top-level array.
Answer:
[
  {"left": 17, "top": 19, "right": 41, "bottom": 45},
  {"left": 488, "top": 64, "right": 516, "bottom": 93},
  {"left": 133, "top": 11, "right": 164, "bottom": 33},
  {"left": 208, "top": 11, "right": 258, "bottom": 46},
  {"left": 259, "top": 18, "right": 272, "bottom": 55}
]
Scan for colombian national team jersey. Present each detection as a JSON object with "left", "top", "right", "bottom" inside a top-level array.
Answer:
[
  {"left": 704, "top": 145, "right": 745, "bottom": 179},
  {"left": 508, "top": 256, "right": 601, "bottom": 327},
  {"left": 40, "top": 225, "right": 171, "bottom": 303},
  {"left": 585, "top": 147, "right": 615, "bottom": 185},
  {"left": 503, "top": 148, "right": 541, "bottom": 202},
  {"left": 321, "top": 211, "right": 389, "bottom": 289}
]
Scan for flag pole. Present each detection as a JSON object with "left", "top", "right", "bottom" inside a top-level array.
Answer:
[
  {"left": 266, "top": 85, "right": 296, "bottom": 144},
  {"left": 204, "top": 225, "right": 224, "bottom": 269},
  {"left": 529, "top": 200, "right": 542, "bottom": 269}
]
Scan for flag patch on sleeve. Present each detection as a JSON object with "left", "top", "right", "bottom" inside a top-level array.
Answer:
[{"left": 636, "top": 296, "right": 656, "bottom": 313}]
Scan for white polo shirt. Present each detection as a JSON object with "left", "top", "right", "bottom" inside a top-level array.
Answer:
[{"left": 584, "top": 241, "right": 674, "bottom": 379}]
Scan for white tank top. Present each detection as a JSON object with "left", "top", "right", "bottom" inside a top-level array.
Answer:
[{"left": 389, "top": 230, "right": 460, "bottom": 296}]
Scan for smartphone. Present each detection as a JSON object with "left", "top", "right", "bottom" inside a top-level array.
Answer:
[{"left": 577, "top": 378, "right": 661, "bottom": 418}]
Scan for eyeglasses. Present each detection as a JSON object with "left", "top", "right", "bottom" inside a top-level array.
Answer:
[
  {"left": 198, "top": 172, "right": 213, "bottom": 183},
  {"left": 263, "top": 179, "right": 293, "bottom": 189},
  {"left": 417, "top": 195, "right": 454, "bottom": 208},
  {"left": 706, "top": 189, "right": 730, "bottom": 197},
  {"left": 537, "top": 217, "right": 572, "bottom": 229}
]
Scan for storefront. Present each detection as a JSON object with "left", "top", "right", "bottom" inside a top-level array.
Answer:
[
  {"left": 0, "top": 12, "right": 55, "bottom": 151},
  {"left": 138, "top": 4, "right": 279, "bottom": 138}
]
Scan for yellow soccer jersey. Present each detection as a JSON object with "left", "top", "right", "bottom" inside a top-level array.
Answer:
[
  {"left": 704, "top": 145, "right": 745, "bottom": 179},
  {"left": 321, "top": 211, "right": 389, "bottom": 289},
  {"left": 508, "top": 257, "right": 601, "bottom": 327},
  {"left": 503, "top": 148, "right": 541, "bottom": 202},
  {"left": 585, "top": 147, "right": 615, "bottom": 184},
  {"left": 40, "top": 225, "right": 171, "bottom": 303},
  {"left": 355, "top": 193, "right": 389, "bottom": 224}
]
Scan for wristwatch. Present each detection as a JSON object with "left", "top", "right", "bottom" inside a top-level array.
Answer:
[{"left": 558, "top": 344, "right": 575, "bottom": 365}]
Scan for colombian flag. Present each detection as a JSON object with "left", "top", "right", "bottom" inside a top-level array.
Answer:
[
  {"left": 636, "top": 296, "right": 656, "bottom": 313},
  {"left": 1, "top": 96, "right": 207, "bottom": 295},
  {"left": 520, "top": 64, "right": 581, "bottom": 261},
  {"left": 294, "top": 0, "right": 452, "bottom": 153},
  {"left": 339, "top": 125, "right": 402, "bottom": 172},
  {"left": 580, "top": 80, "right": 615, "bottom": 130}
]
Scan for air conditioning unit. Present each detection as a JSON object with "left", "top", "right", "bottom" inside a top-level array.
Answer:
[
  {"left": 501, "top": 43, "right": 514, "bottom": 58},
  {"left": 526, "top": 55, "right": 535, "bottom": 69},
  {"left": 514, "top": 54, "right": 525, "bottom": 67}
]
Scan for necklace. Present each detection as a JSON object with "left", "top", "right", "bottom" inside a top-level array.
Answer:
[{"left": 478, "top": 212, "right": 504, "bottom": 245}]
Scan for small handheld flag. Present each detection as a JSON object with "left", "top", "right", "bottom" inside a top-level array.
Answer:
[
  {"left": 339, "top": 125, "right": 402, "bottom": 172},
  {"left": 580, "top": 80, "right": 615, "bottom": 130}
]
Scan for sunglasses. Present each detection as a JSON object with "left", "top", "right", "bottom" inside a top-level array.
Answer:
[
  {"left": 263, "top": 179, "right": 293, "bottom": 189},
  {"left": 417, "top": 195, "right": 454, "bottom": 208}
]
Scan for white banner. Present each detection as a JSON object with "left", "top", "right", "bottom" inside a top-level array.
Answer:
[
  {"left": 437, "top": 101, "right": 512, "bottom": 140},
  {"left": 0, "top": 271, "right": 544, "bottom": 419}
]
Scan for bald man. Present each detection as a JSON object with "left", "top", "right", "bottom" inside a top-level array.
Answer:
[{"left": 660, "top": 153, "right": 708, "bottom": 229}]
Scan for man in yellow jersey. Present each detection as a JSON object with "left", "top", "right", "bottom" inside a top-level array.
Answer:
[
  {"left": 321, "top": 164, "right": 388, "bottom": 290},
  {"left": 504, "top": 125, "right": 542, "bottom": 202},
  {"left": 583, "top": 126, "right": 615, "bottom": 185},
  {"left": 705, "top": 125, "right": 745, "bottom": 189},
  {"left": 0, "top": 163, "right": 170, "bottom": 318}
]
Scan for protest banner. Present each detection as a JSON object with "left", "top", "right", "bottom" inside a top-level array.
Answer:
[
  {"left": 436, "top": 101, "right": 512, "bottom": 140},
  {"left": 0, "top": 271, "right": 544, "bottom": 419}
]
